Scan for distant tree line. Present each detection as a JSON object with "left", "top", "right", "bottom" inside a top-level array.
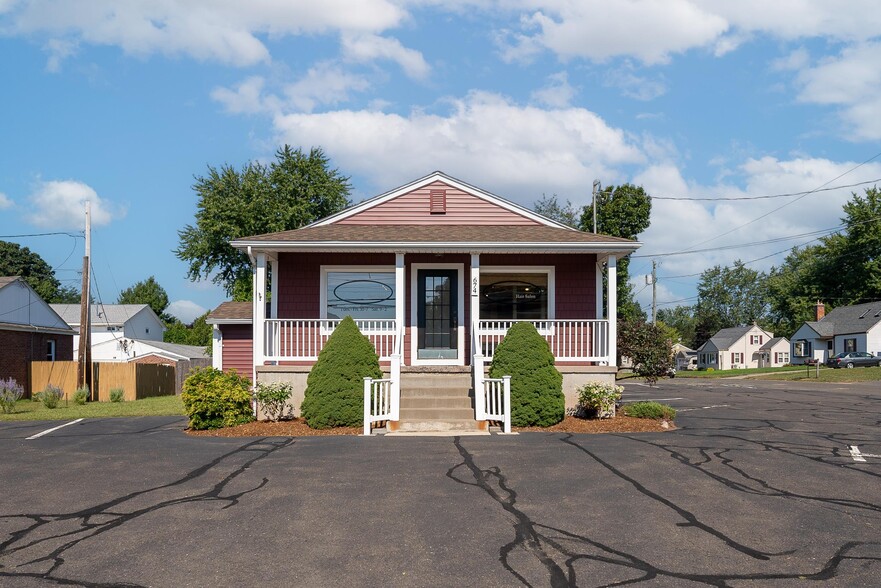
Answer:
[{"left": 657, "top": 187, "right": 881, "bottom": 348}]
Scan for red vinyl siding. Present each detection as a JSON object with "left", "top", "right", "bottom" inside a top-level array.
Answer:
[
  {"left": 220, "top": 324, "right": 253, "bottom": 378},
  {"left": 337, "top": 181, "right": 541, "bottom": 226}
]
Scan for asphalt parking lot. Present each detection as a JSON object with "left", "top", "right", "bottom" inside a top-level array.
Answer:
[{"left": 1, "top": 379, "right": 880, "bottom": 587}]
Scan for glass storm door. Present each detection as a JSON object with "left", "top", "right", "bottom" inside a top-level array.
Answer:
[{"left": 417, "top": 269, "right": 458, "bottom": 360}]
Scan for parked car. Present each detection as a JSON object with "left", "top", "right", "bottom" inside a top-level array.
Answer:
[{"left": 826, "top": 351, "right": 881, "bottom": 369}]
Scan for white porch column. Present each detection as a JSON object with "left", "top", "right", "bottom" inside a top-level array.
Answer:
[
  {"left": 471, "top": 253, "right": 485, "bottom": 419},
  {"left": 212, "top": 325, "right": 222, "bottom": 370},
  {"left": 595, "top": 259, "right": 604, "bottom": 319},
  {"left": 269, "top": 257, "right": 278, "bottom": 319},
  {"left": 395, "top": 253, "right": 405, "bottom": 355},
  {"left": 607, "top": 255, "right": 617, "bottom": 367},
  {"left": 252, "top": 252, "right": 267, "bottom": 386}
]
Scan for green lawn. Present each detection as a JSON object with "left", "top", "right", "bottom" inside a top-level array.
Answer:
[
  {"left": 674, "top": 366, "right": 806, "bottom": 379},
  {"left": 0, "top": 395, "right": 185, "bottom": 421},
  {"left": 752, "top": 365, "right": 881, "bottom": 383}
]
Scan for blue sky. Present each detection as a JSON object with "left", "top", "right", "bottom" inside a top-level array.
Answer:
[{"left": 2, "top": 1, "right": 881, "bottom": 323}]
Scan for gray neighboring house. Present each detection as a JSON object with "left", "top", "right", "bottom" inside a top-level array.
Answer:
[{"left": 790, "top": 302, "right": 881, "bottom": 364}]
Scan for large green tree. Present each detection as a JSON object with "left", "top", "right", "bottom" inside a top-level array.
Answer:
[
  {"left": 0, "top": 240, "right": 79, "bottom": 302},
  {"left": 656, "top": 305, "right": 698, "bottom": 348},
  {"left": 117, "top": 276, "right": 169, "bottom": 320},
  {"left": 176, "top": 146, "right": 352, "bottom": 299},
  {"left": 164, "top": 312, "right": 212, "bottom": 349},
  {"left": 533, "top": 194, "right": 579, "bottom": 228},
  {"left": 578, "top": 184, "right": 652, "bottom": 321},
  {"left": 694, "top": 260, "right": 770, "bottom": 343}
]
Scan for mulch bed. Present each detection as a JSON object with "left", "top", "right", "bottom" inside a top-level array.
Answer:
[{"left": 186, "top": 415, "right": 673, "bottom": 437}]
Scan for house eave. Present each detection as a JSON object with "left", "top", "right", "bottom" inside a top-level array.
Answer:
[
  {"left": 206, "top": 318, "right": 252, "bottom": 325},
  {"left": 231, "top": 240, "right": 642, "bottom": 256},
  {"left": 0, "top": 322, "right": 75, "bottom": 336}
]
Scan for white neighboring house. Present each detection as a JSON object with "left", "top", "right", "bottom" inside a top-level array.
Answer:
[
  {"left": 790, "top": 302, "right": 881, "bottom": 364},
  {"left": 49, "top": 304, "right": 165, "bottom": 360},
  {"left": 696, "top": 324, "right": 775, "bottom": 370},
  {"left": 90, "top": 338, "right": 209, "bottom": 364},
  {"left": 758, "top": 337, "right": 791, "bottom": 367}
]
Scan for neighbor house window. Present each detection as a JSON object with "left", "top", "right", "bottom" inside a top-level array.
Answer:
[
  {"left": 46, "top": 339, "right": 56, "bottom": 361},
  {"left": 479, "top": 272, "right": 549, "bottom": 320},
  {"left": 793, "top": 340, "right": 810, "bottom": 357},
  {"left": 324, "top": 271, "right": 395, "bottom": 320},
  {"left": 750, "top": 335, "right": 763, "bottom": 345},
  {"left": 775, "top": 352, "right": 789, "bottom": 364},
  {"left": 731, "top": 352, "right": 743, "bottom": 365},
  {"left": 844, "top": 338, "right": 857, "bottom": 353}
]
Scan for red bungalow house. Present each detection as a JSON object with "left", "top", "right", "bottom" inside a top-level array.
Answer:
[{"left": 222, "top": 172, "right": 640, "bottom": 433}]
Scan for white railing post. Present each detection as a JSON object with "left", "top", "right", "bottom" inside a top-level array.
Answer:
[
  {"left": 363, "top": 377, "right": 372, "bottom": 436},
  {"left": 608, "top": 255, "right": 617, "bottom": 367},
  {"left": 390, "top": 352, "right": 401, "bottom": 421},
  {"left": 473, "top": 353, "right": 485, "bottom": 420},
  {"left": 502, "top": 375, "right": 511, "bottom": 434}
]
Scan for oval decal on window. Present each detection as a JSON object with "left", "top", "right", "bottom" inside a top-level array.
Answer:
[
  {"left": 482, "top": 281, "right": 546, "bottom": 304},
  {"left": 333, "top": 279, "right": 395, "bottom": 305}
]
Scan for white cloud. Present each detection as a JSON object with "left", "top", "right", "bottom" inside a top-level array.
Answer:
[
  {"left": 211, "top": 76, "right": 278, "bottom": 115},
  {"left": 272, "top": 91, "right": 645, "bottom": 204},
  {"left": 43, "top": 37, "right": 78, "bottom": 72},
  {"left": 341, "top": 33, "right": 430, "bottom": 79},
  {"left": 770, "top": 47, "right": 810, "bottom": 72},
  {"left": 792, "top": 42, "right": 881, "bottom": 140},
  {"left": 0, "top": 192, "right": 12, "bottom": 209},
  {"left": 603, "top": 63, "right": 667, "bottom": 101},
  {"left": 530, "top": 71, "right": 577, "bottom": 108},
  {"left": 3, "top": 0, "right": 407, "bottom": 66},
  {"left": 167, "top": 300, "right": 207, "bottom": 324},
  {"left": 25, "top": 179, "right": 122, "bottom": 228},
  {"left": 283, "top": 63, "right": 371, "bottom": 112}
]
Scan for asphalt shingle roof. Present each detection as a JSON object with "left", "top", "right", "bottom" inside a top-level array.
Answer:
[
  {"left": 206, "top": 302, "right": 252, "bottom": 322},
  {"left": 50, "top": 304, "right": 154, "bottom": 327},
  {"left": 809, "top": 302, "right": 881, "bottom": 337},
  {"left": 759, "top": 336, "right": 787, "bottom": 351}
]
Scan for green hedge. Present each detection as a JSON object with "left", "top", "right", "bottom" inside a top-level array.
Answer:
[
  {"left": 181, "top": 367, "right": 254, "bottom": 430},
  {"left": 489, "top": 321, "right": 564, "bottom": 427},
  {"left": 301, "top": 316, "right": 382, "bottom": 429}
]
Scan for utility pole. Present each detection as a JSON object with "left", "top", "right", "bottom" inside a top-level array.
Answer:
[
  {"left": 76, "top": 201, "right": 91, "bottom": 395},
  {"left": 651, "top": 260, "right": 657, "bottom": 324},
  {"left": 591, "top": 180, "right": 600, "bottom": 234}
]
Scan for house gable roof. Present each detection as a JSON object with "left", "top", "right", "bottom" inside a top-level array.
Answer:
[
  {"left": 815, "top": 301, "right": 881, "bottom": 335},
  {"left": 50, "top": 303, "right": 163, "bottom": 329},
  {"left": 759, "top": 336, "right": 789, "bottom": 351},
  {"left": 312, "top": 171, "right": 571, "bottom": 229},
  {"left": 0, "top": 276, "right": 74, "bottom": 335},
  {"left": 232, "top": 172, "right": 642, "bottom": 256}
]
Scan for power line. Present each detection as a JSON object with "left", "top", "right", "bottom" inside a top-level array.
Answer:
[
  {"left": 0, "top": 231, "right": 83, "bottom": 239},
  {"left": 650, "top": 178, "right": 881, "bottom": 201}
]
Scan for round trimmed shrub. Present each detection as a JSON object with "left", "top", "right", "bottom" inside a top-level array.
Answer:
[
  {"left": 489, "top": 321, "right": 564, "bottom": 427},
  {"left": 181, "top": 367, "right": 253, "bottom": 430},
  {"left": 301, "top": 316, "right": 382, "bottom": 429}
]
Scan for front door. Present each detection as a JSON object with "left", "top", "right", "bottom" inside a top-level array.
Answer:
[{"left": 417, "top": 269, "right": 458, "bottom": 360}]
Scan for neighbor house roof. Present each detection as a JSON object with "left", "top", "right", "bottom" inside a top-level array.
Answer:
[
  {"left": 0, "top": 276, "right": 20, "bottom": 290},
  {"left": 50, "top": 304, "right": 160, "bottom": 328},
  {"left": 140, "top": 340, "right": 209, "bottom": 360},
  {"left": 759, "top": 336, "right": 788, "bottom": 351},
  {"left": 804, "top": 301, "right": 881, "bottom": 337},
  {"left": 697, "top": 326, "right": 753, "bottom": 352},
  {"left": 206, "top": 302, "right": 252, "bottom": 324},
  {"left": 0, "top": 276, "right": 75, "bottom": 335}
]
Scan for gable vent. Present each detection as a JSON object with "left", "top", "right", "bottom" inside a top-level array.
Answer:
[{"left": 429, "top": 189, "right": 446, "bottom": 214}]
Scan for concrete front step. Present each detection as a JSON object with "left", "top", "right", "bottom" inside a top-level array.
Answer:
[
  {"left": 400, "top": 375, "right": 473, "bottom": 389},
  {"left": 399, "top": 407, "right": 475, "bottom": 420},
  {"left": 400, "top": 396, "right": 473, "bottom": 409},
  {"left": 401, "top": 387, "right": 473, "bottom": 398},
  {"left": 394, "top": 419, "right": 483, "bottom": 432}
]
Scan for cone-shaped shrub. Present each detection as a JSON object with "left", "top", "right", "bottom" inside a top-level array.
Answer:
[
  {"left": 489, "top": 321, "right": 564, "bottom": 427},
  {"left": 301, "top": 316, "right": 383, "bottom": 429}
]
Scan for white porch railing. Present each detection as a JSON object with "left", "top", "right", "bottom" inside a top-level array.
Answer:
[
  {"left": 264, "top": 319, "right": 397, "bottom": 361},
  {"left": 363, "top": 377, "right": 394, "bottom": 436},
  {"left": 481, "top": 375, "right": 511, "bottom": 434},
  {"left": 477, "top": 319, "right": 610, "bottom": 363}
]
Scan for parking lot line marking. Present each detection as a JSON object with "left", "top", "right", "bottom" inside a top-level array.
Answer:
[
  {"left": 26, "top": 419, "right": 84, "bottom": 440},
  {"left": 678, "top": 404, "right": 730, "bottom": 412},
  {"left": 849, "top": 445, "right": 880, "bottom": 461}
]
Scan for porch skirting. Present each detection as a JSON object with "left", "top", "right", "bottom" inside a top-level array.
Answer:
[{"left": 255, "top": 364, "right": 617, "bottom": 419}]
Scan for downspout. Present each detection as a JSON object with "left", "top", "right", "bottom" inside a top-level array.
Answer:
[{"left": 247, "top": 246, "right": 258, "bottom": 417}]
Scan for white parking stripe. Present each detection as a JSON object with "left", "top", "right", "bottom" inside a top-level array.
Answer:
[
  {"left": 849, "top": 445, "right": 881, "bottom": 461},
  {"left": 678, "top": 404, "right": 730, "bottom": 412},
  {"left": 26, "top": 419, "right": 84, "bottom": 440}
]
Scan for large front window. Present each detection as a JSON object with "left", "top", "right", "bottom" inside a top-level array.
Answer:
[
  {"left": 479, "top": 272, "right": 549, "bottom": 320},
  {"left": 325, "top": 271, "right": 395, "bottom": 319}
]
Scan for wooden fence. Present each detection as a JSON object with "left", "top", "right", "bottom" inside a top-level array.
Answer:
[{"left": 30, "top": 361, "right": 175, "bottom": 401}]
